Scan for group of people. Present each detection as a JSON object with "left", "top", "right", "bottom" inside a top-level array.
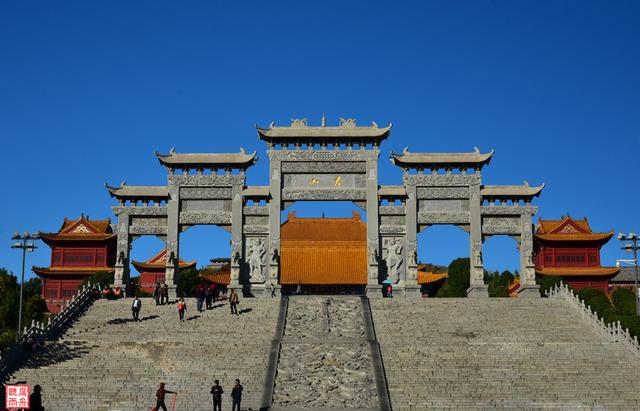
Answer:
[
  {"left": 153, "top": 283, "right": 170, "bottom": 305},
  {"left": 99, "top": 285, "right": 122, "bottom": 300},
  {"left": 155, "top": 380, "right": 243, "bottom": 411},
  {"left": 131, "top": 288, "right": 241, "bottom": 322}
]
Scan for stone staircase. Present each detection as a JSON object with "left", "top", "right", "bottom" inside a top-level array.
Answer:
[
  {"left": 7, "top": 297, "right": 279, "bottom": 411},
  {"left": 370, "top": 298, "right": 640, "bottom": 410}
]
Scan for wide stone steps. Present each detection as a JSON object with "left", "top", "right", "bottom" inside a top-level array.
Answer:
[
  {"left": 370, "top": 297, "right": 640, "bottom": 410},
  {"left": 7, "top": 298, "right": 279, "bottom": 411}
]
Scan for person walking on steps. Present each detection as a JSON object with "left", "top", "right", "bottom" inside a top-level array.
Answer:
[
  {"left": 177, "top": 297, "right": 187, "bottom": 322},
  {"left": 155, "top": 382, "right": 176, "bottom": 411},
  {"left": 229, "top": 289, "right": 239, "bottom": 315},
  {"left": 230, "top": 379, "right": 243, "bottom": 411},
  {"left": 154, "top": 283, "right": 161, "bottom": 306},
  {"left": 29, "top": 384, "right": 44, "bottom": 411},
  {"left": 210, "top": 379, "right": 224, "bottom": 411},
  {"left": 161, "top": 283, "right": 169, "bottom": 305},
  {"left": 131, "top": 296, "right": 142, "bottom": 322}
]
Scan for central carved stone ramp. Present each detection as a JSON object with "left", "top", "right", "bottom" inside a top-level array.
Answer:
[
  {"left": 269, "top": 296, "right": 389, "bottom": 411},
  {"left": 7, "top": 298, "right": 279, "bottom": 411},
  {"left": 370, "top": 298, "right": 640, "bottom": 410}
]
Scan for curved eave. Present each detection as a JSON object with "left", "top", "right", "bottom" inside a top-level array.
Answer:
[
  {"left": 154, "top": 151, "right": 257, "bottom": 168},
  {"left": 534, "top": 232, "right": 613, "bottom": 245},
  {"left": 481, "top": 184, "right": 545, "bottom": 199},
  {"left": 39, "top": 233, "right": 116, "bottom": 246},
  {"left": 417, "top": 271, "right": 448, "bottom": 285},
  {"left": 105, "top": 184, "right": 169, "bottom": 200},
  {"left": 535, "top": 267, "right": 620, "bottom": 277},
  {"left": 32, "top": 266, "right": 115, "bottom": 276},
  {"left": 256, "top": 124, "right": 392, "bottom": 141},
  {"left": 132, "top": 260, "right": 196, "bottom": 272},
  {"left": 390, "top": 149, "right": 494, "bottom": 168}
]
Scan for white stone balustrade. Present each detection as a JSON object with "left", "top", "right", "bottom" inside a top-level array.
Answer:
[{"left": 546, "top": 282, "right": 640, "bottom": 357}]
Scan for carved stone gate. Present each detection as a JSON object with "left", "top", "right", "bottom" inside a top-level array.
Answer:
[{"left": 106, "top": 116, "right": 543, "bottom": 298}]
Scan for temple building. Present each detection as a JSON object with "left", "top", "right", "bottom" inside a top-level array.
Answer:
[
  {"left": 533, "top": 216, "right": 619, "bottom": 293},
  {"left": 280, "top": 212, "right": 367, "bottom": 294},
  {"left": 132, "top": 249, "right": 196, "bottom": 293},
  {"left": 32, "top": 216, "right": 116, "bottom": 312},
  {"left": 200, "top": 258, "right": 231, "bottom": 286}
]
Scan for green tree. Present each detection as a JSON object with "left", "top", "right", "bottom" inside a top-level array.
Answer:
[
  {"left": 129, "top": 276, "right": 153, "bottom": 297},
  {"left": 0, "top": 268, "right": 48, "bottom": 351},
  {"left": 436, "top": 258, "right": 470, "bottom": 297},
  {"left": 79, "top": 270, "right": 114, "bottom": 290},
  {"left": 611, "top": 287, "right": 637, "bottom": 316},
  {"left": 177, "top": 267, "right": 201, "bottom": 297},
  {"left": 536, "top": 275, "right": 562, "bottom": 297}
]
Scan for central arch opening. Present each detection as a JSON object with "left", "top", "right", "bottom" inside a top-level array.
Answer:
[{"left": 280, "top": 202, "right": 367, "bottom": 295}]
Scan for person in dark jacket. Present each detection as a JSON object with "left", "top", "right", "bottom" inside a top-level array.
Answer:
[
  {"left": 230, "top": 379, "right": 243, "bottom": 411},
  {"left": 154, "top": 283, "right": 161, "bottom": 306},
  {"left": 229, "top": 290, "right": 239, "bottom": 315},
  {"left": 196, "top": 283, "right": 206, "bottom": 312},
  {"left": 161, "top": 284, "right": 169, "bottom": 305},
  {"left": 210, "top": 379, "right": 224, "bottom": 411},
  {"left": 155, "top": 382, "right": 176, "bottom": 411},
  {"left": 131, "top": 296, "right": 142, "bottom": 321},
  {"left": 29, "top": 384, "right": 44, "bottom": 411}
]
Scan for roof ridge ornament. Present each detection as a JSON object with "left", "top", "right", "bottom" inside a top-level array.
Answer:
[
  {"left": 321, "top": 113, "right": 326, "bottom": 127},
  {"left": 290, "top": 118, "right": 308, "bottom": 128},
  {"left": 338, "top": 118, "right": 357, "bottom": 128}
]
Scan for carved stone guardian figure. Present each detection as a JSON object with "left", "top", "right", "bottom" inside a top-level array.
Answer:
[
  {"left": 384, "top": 238, "right": 403, "bottom": 284},
  {"left": 248, "top": 238, "right": 266, "bottom": 283}
]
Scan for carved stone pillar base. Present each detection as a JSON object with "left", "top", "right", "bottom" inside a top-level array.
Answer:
[
  {"left": 113, "top": 266, "right": 125, "bottom": 288},
  {"left": 167, "top": 285, "right": 178, "bottom": 301},
  {"left": 467, "top": 284, "right": 489, "bottom": 298},
  {"left": 366, "top": 284, "right": 383, "bottom": 299},
  {"left": 403, "top": 284, "right": 422, "bottom": 298},
  {"left": 517, "top": 284, "right": 540, "bottom": 298},
  {"left": 230, "top": 266, "right": 240, "bottom": 287}
]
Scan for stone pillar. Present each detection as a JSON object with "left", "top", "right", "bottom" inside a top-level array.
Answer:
[
  {"left": 230, "top": 187, "right": 243, "bottom": 291},
  {"left": 467, "top": 182, "right": 488, "bottom": 297},
  {"left": 268, "top": 158, "right": 282, "bottom": 294},
  {"left": 404, "top": 184, "right": 420, "bottom": 297},
  {"left": 365, "top": 158, "right": 382, "bottom": 298},
  {"left": 114, "top": 213, "right": 130, "bottom": 291},
  {"left": 518, "top": 212, "right": 540, "bottom": 297},
  {"left": 165, "top": 185, "right": 180, "bottom": 300}
]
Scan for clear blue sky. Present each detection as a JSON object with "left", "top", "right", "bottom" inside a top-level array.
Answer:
[{"left": 1, "top": 1, "right": 638, "bottom": 279}]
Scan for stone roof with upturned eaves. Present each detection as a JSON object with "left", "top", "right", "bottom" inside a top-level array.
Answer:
[
  {"left": 481, "top": 183, "right": 545, "bottom": 199},
  {"left": 391, "top": 147, "right": 494, "bottom": 168},
  {"left": 155, "top": 148, "right": 257, "bottom": 168},
  {"left": 256, "top": 117, "right": 391, "bottom": 142},
  {"left": 105, "top": 183, "right": 169, "bottom": 199}
]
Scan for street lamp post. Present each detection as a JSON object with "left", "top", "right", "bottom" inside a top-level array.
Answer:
[
  {"left": 618, "top": 232, "right": 640, "bottom": 317},
  {"left": 11, "top": 231, "right": 39, "bottom": 338}
]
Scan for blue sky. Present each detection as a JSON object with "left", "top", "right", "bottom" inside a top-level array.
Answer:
[{"left": 1, "top": 1, "right": 638, "bottom": 278}]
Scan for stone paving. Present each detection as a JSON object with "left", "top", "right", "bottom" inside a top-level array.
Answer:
[
  {"left": 370, "top": 297, "right": 640, "bottom": 411},
  {"left": 7, "top": 298, "right": 279, "bottom": 411},
  {"left": 272, "top": 296, "right": 379, "bottom": 409}
]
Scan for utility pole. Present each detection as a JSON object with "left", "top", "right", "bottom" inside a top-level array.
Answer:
[
  {"left": 618, "top": 232, "right": 640, "bottom": 317},
  {"left": 11, "top": 231, "right": 39, "bottom": 338}
]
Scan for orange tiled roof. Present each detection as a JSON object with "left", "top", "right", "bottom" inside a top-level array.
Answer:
[
  {"left": 280, "top": 212, "right": 367, "bottom": 285},
  {"left": 417, "top": 271, "right": 448, "bottom": 284},
  {"left": 40, "top": 216, "right": 115, "bottom": 242},
  {"left": 508, "top": 277, "right": 520, "bottom": 297},
  {"left": 200, "top": 267, "right": 231, "bottom": 285},
  {"left": 535, "top": 216, "right": 613, "bottom": 244},
  {"left": 536, "top": 267, "right": 620, "bottom": 277},
  {"left": 132, "top": 249, "right": 196, "bottom": 272}
]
